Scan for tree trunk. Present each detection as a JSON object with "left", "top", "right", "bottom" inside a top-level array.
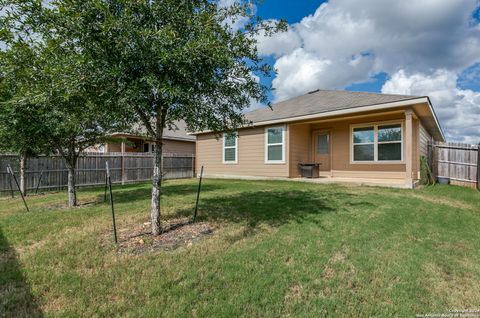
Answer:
[
  {"left": 150, "top": 136, "right": 163, "bottom": 235},
  {"left": 66, "top": 158, "right": 77, "bottom": 207},
  {"left": 19, "top": 152, "right": 27, "bottom": 196}
]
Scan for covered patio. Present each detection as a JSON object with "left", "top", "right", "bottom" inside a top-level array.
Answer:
[
  {"left": 287, "top": 106, "right": 427, "bottom": 188},
  {"left": 292, "top": 175, "right": 410, "bottom": 188}
]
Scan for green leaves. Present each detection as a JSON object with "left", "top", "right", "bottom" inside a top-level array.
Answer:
[
  {"left": 0, "top": 0, "right": 286, "bottom": 213},
  {"left": 45, "top": 0, "right": 286, "bottom": 136},
  {"left": 0, "top": 0, "right": 131, "bottom": 156}
]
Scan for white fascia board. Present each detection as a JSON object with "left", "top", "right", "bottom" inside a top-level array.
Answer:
[{"left": 191, "top": 97, "right": 445, "bottom": 137}]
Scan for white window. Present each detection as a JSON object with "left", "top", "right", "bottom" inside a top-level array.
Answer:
[
  {"left": 223, "top": 132, "right": 237, "bottom": 164},
  {"left": 351, "top": 122, "right": 403, "bottom": 163},
  {"left": 265, "top": 126, "right": 285, "bottom": 163}
]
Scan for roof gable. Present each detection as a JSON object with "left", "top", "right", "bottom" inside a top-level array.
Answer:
[{"left": 113, "top": 120, "right": 196, "bottom": 142}]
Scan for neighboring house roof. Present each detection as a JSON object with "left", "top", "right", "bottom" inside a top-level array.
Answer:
[
  {"left": 112, "top": 120, "right": 196, "bottom": 142},
  {"left": 245, "top": 89, "right": 421, "bottom": 123},
  {"left": 162, "top": 120, "right": 196, "bottom": 142}
]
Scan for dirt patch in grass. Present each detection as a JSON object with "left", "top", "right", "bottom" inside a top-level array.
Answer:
[
  {"left": 284, "top": 284, "right": 302, "bottom": 303},
  {"left": 106, "top": 218, "right": 214, "bottom": 253},
  {"left": 41, "top": 198, "right": 101, "bottom": 211}
]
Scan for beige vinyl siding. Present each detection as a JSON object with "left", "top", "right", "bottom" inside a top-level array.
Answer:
[
  {"left": 309, "top": 112, "right": 407, "bottom": 174},
  {"left": 106, "top": 140, "right": 140, "bottom": 153},
  {"left": 107, "top": 142, "right": 122, "bottom": 152},
  {"left": 106, "top": 138, "right": 195, "bottom": 155},
  {"left": 163, "top": 140, "right": 195, "bottom": 155},
  {"left": 419, "top": 121, "right": 432, "bottom": 158},
  {"left": 412, "top": 118, "right": 419, "bottom": 180},
  {"left": 196, "top": 110, "right": 417, "bottom": 182},
  {"left": 196, "top": 126, "right": 289, "bottom": 177},
  {"left": 288, "top": 124, "right": 311, "bottom": 177}
]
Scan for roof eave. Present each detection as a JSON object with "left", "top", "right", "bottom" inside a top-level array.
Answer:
[
  {"left": 109, "top": 133, "right": 195, "bottom": 142},
  {"left": 192, "top": 97, "right": 444, "bottom": 137},
  {"left": 425, "top": 96, "right": 446, "bottom": 142}
]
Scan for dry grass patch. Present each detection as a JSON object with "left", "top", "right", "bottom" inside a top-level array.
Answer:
[
  {"left": 423, "top": 261, "right": 480, "bottom": 308},
  {"left": 284, "top": 284, "right": 302, "bottom": 303}
]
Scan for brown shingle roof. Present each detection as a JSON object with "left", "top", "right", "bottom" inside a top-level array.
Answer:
[
  {"left": 162, "top": 120, "right": 195, "bottom": 141},
  {"left": 245, "top": 89, "right": 422, "bottom": 123},
  {"left": 113, "top": 120, "right": 195, "bottom": 142}
]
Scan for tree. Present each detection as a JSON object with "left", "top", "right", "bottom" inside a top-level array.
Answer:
[
  {"left": 0, "top": 3, "right": 129, "bottom": 206},
  {"left": 2, "top": 0, "right": 285, "bottom": 229},
  {"left": 99, "top": 0, "right": 286, "bottom": 235},
  {"left": 0, "top": 41, "right": 47, "bottom": 196}
]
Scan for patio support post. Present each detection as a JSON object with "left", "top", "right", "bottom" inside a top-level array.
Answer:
[{"left": 405, "top": 109, "right": 413, "bottom": 187}]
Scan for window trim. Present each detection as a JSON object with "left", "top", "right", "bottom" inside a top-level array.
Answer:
[
  {"left": 265, "top": 125, "right": 286, "bottom": 164},
  {"left": 222, "top": 132, "right": 238, "bottom": 164},
  {"left": 350, "top": 121, "right": 404, "bottom": 164}
]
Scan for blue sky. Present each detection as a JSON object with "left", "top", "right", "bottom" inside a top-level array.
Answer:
[{"left": 249, "top": 0, "right": 480, "bottom": 143}]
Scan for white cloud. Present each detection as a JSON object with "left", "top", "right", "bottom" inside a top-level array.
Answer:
[
  {"left": 382, "top": 70, "right": 480, "bottom": 143},
  {"left": 257, "top": 0, "right": 480, "bottom": 100},
  {"left": 256, "top": 26, "right": 302, "bottom": 57},
  {"left": 272, "top": 48, "right": 374, "bottom": 101},
  {"left": 255, "top": 0, "right": 480, "bottom": 142}
]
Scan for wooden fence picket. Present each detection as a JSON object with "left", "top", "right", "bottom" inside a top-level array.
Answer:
[
  {"left": 431, "top": 142, "right": 479, "bottom": 189},
  {"left": 0, "top": 152, "right": 195, "bottom": 194}
]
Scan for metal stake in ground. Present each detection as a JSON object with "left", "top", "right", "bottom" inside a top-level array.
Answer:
[
  {"left": 106, "top": 162, "right": 118, "bottom": 244},
  {"left": 35, "top": 170, "right": 44, "bottom": 195},
  {"left": 7, "top": 165, "right": 29, "bottom": 212},
  {"left": 193, "top": 166, "right": 204, "bottom": 222}
]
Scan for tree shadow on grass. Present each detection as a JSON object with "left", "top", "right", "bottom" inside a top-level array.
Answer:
[
  {"left": 97, "top": 182, "right": 221, "bottom": 204},
  {"left": 173, "top": 189, "right": 359, "bottom": 232},
  {"left": 0, "top": 228, "right": 42, "bottom": 317}
]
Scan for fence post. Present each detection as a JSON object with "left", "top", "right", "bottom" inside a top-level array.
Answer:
[
  {"left": 434, "top": 143, "right": 438, "bottom": 181},
  {"left": 104, "top": 172, "right": 108, "bottom": 202},
  {"left": 477, "top": 143, "right": 479, "bottom": 191},
  {"left": 191, "top": 155, "right": 194, "bottom": 178},
  {"left": 1, "top": 152, "right": 195, "bottom": 193},
  {"left": 120, "top": 141, "right": 126, "bottom": 185},
  {"left": 8, "top": 168, "right": 14, "bottom": 198},
  {"left": 121, "top": 154, "right": 125, "bottom": 186}
]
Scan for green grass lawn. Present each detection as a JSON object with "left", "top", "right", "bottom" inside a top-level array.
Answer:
[{"left": 1, "top": 179, "right": 480, "bottom": 317}]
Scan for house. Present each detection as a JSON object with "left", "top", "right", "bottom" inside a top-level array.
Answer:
[
  {"left": 194, "top": 90, "right": 444, "bottom": 188},
  {"left": 95, "top": 120, "right": 196, "bottom": 156}
]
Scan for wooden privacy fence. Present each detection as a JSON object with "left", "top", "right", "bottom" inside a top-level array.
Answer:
[
  {"left": 429, "top": 142, "right": 479, "bottom": 189},
  {"left": 0, "top": 152, "right": 195, "bottom": 194}
]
